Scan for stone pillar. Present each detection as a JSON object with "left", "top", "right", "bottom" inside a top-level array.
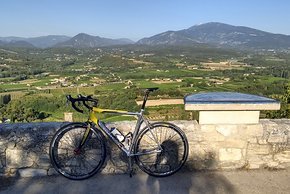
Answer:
[{"left": 64, "top": 112, "right": 73, "bottom": 122}]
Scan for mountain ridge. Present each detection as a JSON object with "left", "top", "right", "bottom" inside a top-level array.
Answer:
[
  {"left": 1, "top": 22, "right": 290, "bottom": 50},
  {"left": 137, "top": 22, "right": 290, "bottom": 50},
  {"left": 0, "top": 35, "right": 71, "bottom": 48},
  {"left": 54, "top": 33, "right": 134, "bottom": 48}
]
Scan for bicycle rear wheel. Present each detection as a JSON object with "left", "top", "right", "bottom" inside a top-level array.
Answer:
[
  {"left": 134, "top": 122, "right": 188, "bottom": 177},
  {"left": 49, "top": 123, "right": 106, "bottom": 180}
]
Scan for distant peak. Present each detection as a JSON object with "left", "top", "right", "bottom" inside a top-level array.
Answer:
[
  {"left": 75, "top": 33, "right": 90, "bottom": 37},
  {"left": 190, "top": 22, "right": 232, "bottom": 28}
]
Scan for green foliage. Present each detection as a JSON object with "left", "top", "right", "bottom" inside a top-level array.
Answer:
[
  {"left": 0, "top": 95, "right": 63, "bottom": 122},
  {"left": 1, "top": 46, "right": 290, "bottom": 121},
  {"left": 238, "top": 80, "right": 288, "bottom": 96},
  {"left": 264, "top": 83, "right": 290, "bottom": 118},
  {"left": 97, "top": 88, "right": 139, "bottom": 112}
]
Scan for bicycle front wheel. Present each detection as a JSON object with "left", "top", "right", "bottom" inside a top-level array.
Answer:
[
  {"left": 49, "top": 123, "right": 106, "bottom": 180},
  {"left": 134, "top": 122, "right": 189, "bottom": 177}
]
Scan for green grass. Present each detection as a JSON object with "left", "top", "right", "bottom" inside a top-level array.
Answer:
[
  {"left": 0, "top": 83, "right": 28, "bottom": 90},
  {"left": 32, "top": 78, "right": 52, "bottom": 86},
  {"left": 96, "top": 83, "right": 126, "bottom": 91},
  {"left": 0, "top": 77, "right": 15, "bottom": 82},
  {"left": 119, "top": 68, "right": 209, "bottom": 80}
]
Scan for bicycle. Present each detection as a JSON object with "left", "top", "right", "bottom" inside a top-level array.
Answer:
[{"left": 49, "top": 87, "right": 189, "bottom": 180}]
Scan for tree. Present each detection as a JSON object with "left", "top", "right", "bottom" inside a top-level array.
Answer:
[
  {"left": 0, "top": 95, "right": 59, "bottom": 122},
  {"left": 24, "top": 108, "right": 39, "bottom": 122},
  {"left": 265, "top": 83, "right": 290, "bottom": 118}
]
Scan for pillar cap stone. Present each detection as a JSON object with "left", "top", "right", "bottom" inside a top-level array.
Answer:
[{"left": 184, "top": 92, "right": 280, "bottom": 111}]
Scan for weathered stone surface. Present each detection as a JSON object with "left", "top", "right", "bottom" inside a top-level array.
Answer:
[
  {"left": 247, "top": 156, "right": 265, "bottom": 168},
  {"left": 274, "top": 151, "right": 290, "bottom": 163},
  {"left": 265, "top": 161, "right": 286, "bottom": 170},
  {"left": 268, "top": 134, "right": 288, "bottom": 144},
  {"left": 244, "top": 124, "right": 263, "bottom": 137},
  {"left": 19, "top": 168, "right": 47, "bottom": 177},
  {"left": 220, "top": 140, "right": 247, "bottom": 149},
  {"left": 219, "top": 148, "right": 242, "bottom": 161},
  {"left": 8, "top": 168, "right": 18, "bottom": 176},
  {"left": 257, "top": 139, "right": 268, "bottom": 145},
  {"left": 219, "top": 161, "right": 246, "bottom": 169},
  {"left": 175, "top": 120, "right": 197, "bottom": 131},
  {"left": 248, "top": 137, "right": 258, "bottom": 144},
  {"left": 7, "top": 142, "right": 16, "bottom": 149},
  {"left": 36, "top": 155, "right": 51, "bottom": 168},
  {"left": 47, "top": 168, "right": 58, "bottom": 176},
  {"left": 0, "top": 140, "right": 5, "bottom": 146},
  {"left": 1, "top": 120, "right": 290, "bottom": 176},
  {"left": 248, "top": 163, "right": 261, "bottom": 169},
  {"left": 200, "top": 125, "right": 216, "bottom": 133},
  {"left": 216, "top": 125, "right": 238, "bottom": 137},
  {"left": 203, "top": 132, "right": 225, "bottom": 142},
  {"left": 247, "top": 144, "right": 271, "bottom": 155},
  {"left": 6, "top": 149, "right": 34, "bottom": 168},
  {"left": 189, "top": 144, "right": 218, "bottom": 170},
  {"left": 0, "top": 151, "right": 5, "bottom": 168}
]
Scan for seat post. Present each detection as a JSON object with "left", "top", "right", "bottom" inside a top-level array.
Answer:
[
  {"left": 141, "top": 91, "right": 150, "bottom": 110},
  {"left": 140, "top": 88, "right": 158, "bottom": 110}
]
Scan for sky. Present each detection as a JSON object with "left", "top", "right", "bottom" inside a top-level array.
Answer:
[{"left": 0, "top": 0, "right": 290, "bottom": 41}]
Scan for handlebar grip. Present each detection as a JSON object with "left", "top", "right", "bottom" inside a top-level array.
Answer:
[
  {"left": 66, "top": 95, "right": 84, "bottom": 113},
  {"left": 72, "top": 102, "right": 84, "bottom": 113}
]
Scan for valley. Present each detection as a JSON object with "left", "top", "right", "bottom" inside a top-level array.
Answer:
[{"left": 1, "top": 22, "right": 290, "bottom": 123}]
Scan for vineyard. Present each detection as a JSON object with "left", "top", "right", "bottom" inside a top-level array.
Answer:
[{"left": 0, "top": 45, "right": 290, "bottom": 122}]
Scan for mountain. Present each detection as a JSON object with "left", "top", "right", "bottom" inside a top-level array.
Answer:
[
  {"left": 115, "top": 38, "right": 135, "bottom": 44},
  {"left": 0, "top": 35, "right": 71, "bottom": 48},
  {"left": 55, "top": 33, "right": 134, "bottom": 48},
  {"left": 137, "top": 22, "right": 290, "bottom": 50},
  {"left": 0, "top": 34, "right": 134, "bottom": 48},
  {"left": 27, "top": 35, "right": 71, "bottom": 48},
  {"left": 8, "top": 40, "right": 35, "bottom": 48},
  {"left": 2, "top": 23, "right": 290, "bottom": 50},
  {"left": 0, "top": 40, "right": 35, "bottom": 48},
  {"left": 0, "top": 40, "right": 5, "bottom": 46}
]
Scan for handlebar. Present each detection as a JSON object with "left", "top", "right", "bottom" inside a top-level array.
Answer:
[
  {"left": 66, "top": 94, "right": 98, "bottom": 113},
  {"left": 66, "top": 87, "right": 158, "bottom": 113}
]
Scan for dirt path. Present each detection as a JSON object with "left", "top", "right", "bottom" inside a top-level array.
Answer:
[{"left": 136, "top": 99, "right": 183, "bottom": 106}]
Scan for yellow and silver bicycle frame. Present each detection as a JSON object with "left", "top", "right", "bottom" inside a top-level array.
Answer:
[{"left": 83, "top": 107, "right": 162, "bottom": 157}]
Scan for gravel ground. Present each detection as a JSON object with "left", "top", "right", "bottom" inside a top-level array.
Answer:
[{"left": 0, "top": 169, "right": 290, "bottom": 194}]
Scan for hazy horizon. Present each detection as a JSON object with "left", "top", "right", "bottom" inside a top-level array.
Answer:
[{"left": 1, "top": 0, "right": 290, "bottom": 41}]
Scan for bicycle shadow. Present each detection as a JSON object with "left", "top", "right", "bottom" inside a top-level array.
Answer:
[
  {"left": 145, "top": 140, "right": 236, "bottom": 194},
  {"left": 146, "top": 171, "right": 236, "bottom": 194}
]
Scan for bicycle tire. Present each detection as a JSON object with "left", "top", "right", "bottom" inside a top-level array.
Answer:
[
  {"left": 49, "top": 123, "right": 106, "bottom": 180},
  {"left": 134, "top": 122, "right": 188, "bottom": 177}
]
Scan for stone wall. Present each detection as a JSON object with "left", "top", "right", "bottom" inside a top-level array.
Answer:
[{"left": 0, "top": 119, "right": 290, "bottom": 177}]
